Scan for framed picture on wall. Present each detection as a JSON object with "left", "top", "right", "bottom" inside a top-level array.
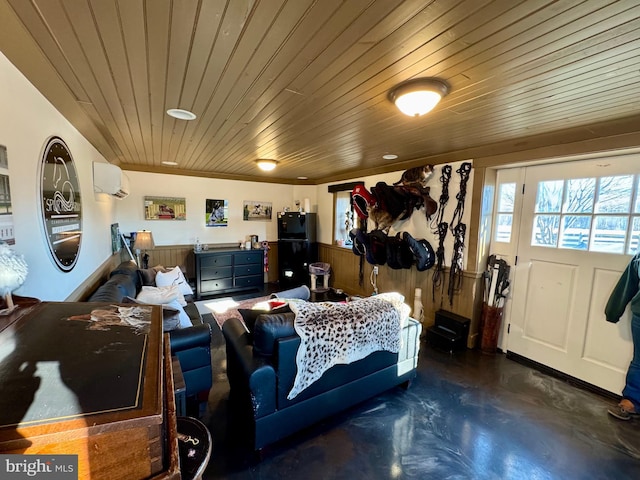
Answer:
[
  {"left": 206, "top": 199, "right": 228, "bottom": 227},
  {"left": 110, "top": 223, "right": 120, "bottom": 254},
  {"left": 144, "top": 196, "right": 186, "bottom": 220},
  {"left": 0, "top": 144, "right": 15, "bottom": 245},
  {"left": 243, "top": 200, "right": 272, "bottom": 221}
]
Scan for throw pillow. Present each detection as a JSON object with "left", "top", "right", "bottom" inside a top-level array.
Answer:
[
  {"left": 135, "top": 286, "right": 191, "bottom": 329},
  {"left": 165, "top": 298, "right": 193, "bottom": 329},
  {"left": 137, "top": 285, "right": 187, "bottom": 306},
  {"left": 137, "top": 268, "right": 158, "bottom": 286},
  {"left": 155, "top": 266, "right": 194, "bottom": 296},
  {"left": 122, "top": 296, "right": 182, "bottom": 331}
]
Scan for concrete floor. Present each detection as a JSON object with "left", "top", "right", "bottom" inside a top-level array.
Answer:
[{"left": 196, "top": 307, "right": 640, "bottom": 479}]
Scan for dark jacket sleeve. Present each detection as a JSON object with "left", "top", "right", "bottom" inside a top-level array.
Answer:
[{"left": 605, "top": 252, "right": 640, "bottom": 323}]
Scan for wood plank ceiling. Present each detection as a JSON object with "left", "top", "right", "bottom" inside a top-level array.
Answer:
[{"left": 1, "top": 0, "right": 639, "bottom": 184}]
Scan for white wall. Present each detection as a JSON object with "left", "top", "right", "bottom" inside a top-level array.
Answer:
[
  {"left": 117, "top": 171, "right": 314, "bottom": 246},
  {"left": 0, "top": 52, "right": 118, "bottom": 301},
  {"left": 317, "top": 162, "right": 474, "bottom": 268}
]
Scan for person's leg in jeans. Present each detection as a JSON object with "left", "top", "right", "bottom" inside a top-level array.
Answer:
[{"left": 622, "top": 314, "right": 640, "bottom": 412}]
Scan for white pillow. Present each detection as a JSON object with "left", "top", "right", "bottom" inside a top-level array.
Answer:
[
  {"left": 165, "top": 299, "right": 193, "bottom": 329},
  {"left": 137, "top": 285, "right": 187, "bottom": 306},
  {"left": 155, "top": 266, "right": 194, "bottom": 296}
]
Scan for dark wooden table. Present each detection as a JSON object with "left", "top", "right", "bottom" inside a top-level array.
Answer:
[{"left": 0, "top": 301, "right": 180, "bottom": 479}]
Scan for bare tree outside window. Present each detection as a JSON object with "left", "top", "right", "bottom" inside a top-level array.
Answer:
[
  {"left": 532, "top": 175, "right": 637, "bottom": 253},
  {"left": 495, "top": 183, "right": 515, "bottom": 243}
]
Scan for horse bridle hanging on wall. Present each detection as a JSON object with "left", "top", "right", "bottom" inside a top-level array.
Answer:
[
  {"left": 432, "top": 165, "right": 452, "bottom": 301},
  {"left": 447, "top": 162, "right": 472, "bottom": 306}
]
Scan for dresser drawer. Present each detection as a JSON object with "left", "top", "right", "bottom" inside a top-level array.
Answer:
[
  {"left": 234, "top": 274, "right": 264, "bottom": 288},
  {"left": 199, "top": 254, "right": 233, "bottom": 268},
  {"left": 200, "top": 278, "right": 234, "bottom": 293},
  {"left": 234, "top": 263, "right": 262, "bottom": 277},
  {"left": 200, "top": 265, "right": 232, "bottom": 280},
  {"left": 234, "top": 251, "right": 263, "bottom": 265}
]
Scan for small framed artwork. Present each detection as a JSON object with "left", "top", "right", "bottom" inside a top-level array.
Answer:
[
  {"left": 243, "top": 200, "right": 272, "bottom": 221},
  {"left": 0, "top": 144, "right": 15, "bottom": 245},
  {"left": 144, "top": 196, "right": 186, "bottom": 220},
  {"left": 110, "top": 223, "right": 120, "bottom": 254},
  {"left": 206, "top": 199, "right": 228, "bottom": 227}
]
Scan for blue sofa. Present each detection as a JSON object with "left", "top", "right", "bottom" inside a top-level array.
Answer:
[
  {"left": 222, "top": 304, "right": 422, "bottom": 451},
  {"left": 87, "top": 261, "right": 212, "bottom": 413}
]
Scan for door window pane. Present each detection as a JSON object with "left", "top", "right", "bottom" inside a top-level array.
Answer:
[
  {"left": 564, "top": 178, "right": 595, "bottom": 213},
  {"left": 630, "top": 217, "right": 640, "bottom": 254},
  {"left": 496, "top": 214, "right": 513, "bottom": 243},
  {"left": 595, "top": 175, "right": 633, "bottom": 213},
  {"left": 524, "top": 171, "right": 639, "bottom": 255},
  {"left": 532, "top": 214, "right": 559, "bottom": 247},
  {"left": 495, "top": 182, "right": 516, "bottom": 243},
  {"left": 590, "top": 216, "right": 627, "bottom": 253},
  {"left": 535, "top": 180, "right": 563, "bottom": 213},
  {"left": 559, "top": 216, "right": 591, "bottom": 250},
  {"left": 498, "top": 183, "right": 515, "bottom": 212}
]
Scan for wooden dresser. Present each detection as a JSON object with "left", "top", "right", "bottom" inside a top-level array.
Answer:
[
  {"left": 194, "top": 248, "right": 264, "bottom": 299},
  {"left": 0, "top": 302, "right": 180, "bottom": 479}
]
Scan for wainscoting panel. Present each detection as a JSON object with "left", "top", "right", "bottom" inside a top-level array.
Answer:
[
  {"left": 318, "top": 243, "right": 483, "bottom": 348},
  {"left": 150, "top": 246, "right": 196, "bottom": 278}
]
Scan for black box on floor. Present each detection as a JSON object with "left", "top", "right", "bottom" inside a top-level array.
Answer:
[{"left": 425, "top": 309, "right": 470, "bottom": 352}]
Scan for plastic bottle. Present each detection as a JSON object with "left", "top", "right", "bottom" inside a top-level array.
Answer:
[{"left": 194, "top": 237, "right": 202, "bottom": 252}]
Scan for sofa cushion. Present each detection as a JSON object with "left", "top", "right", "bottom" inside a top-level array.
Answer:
[
  {"left": 88, "top": 272, "right": 138, "bottom": 302},
  {"left": 253, "top": 312, "right": 296, "bottom": 356},
  {"left": 109, "top": 260, "right": 140, "bottom": 277},
  {"left": 137, "top": 264, "right": 170, "bottom": 286},
  {"left": 239, "top": 304, "right": 292, "bottom": 333},
  {"left": 138, "top": 267, "right": 158, "bottom": 286}
]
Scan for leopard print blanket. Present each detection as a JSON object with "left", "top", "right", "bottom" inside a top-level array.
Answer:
[{"left": 287, "top": 293, "right": 409, "bottom": 399}]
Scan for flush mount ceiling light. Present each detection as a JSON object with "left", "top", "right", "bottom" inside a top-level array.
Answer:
[
  {"left": 256, "top": 159, "right": 278, "bottom": 171},
  {"left": 388, "top": 78, "right": 449, "bottom": 117},
  {"left": 382, "top": 154, "right": 398, "bottom": 160},
  {"left": 166, "top": 108, "right": 197, "bottom": 120},
  {"left": 161, "top": 161, "right": 178, "bottom": 166}
]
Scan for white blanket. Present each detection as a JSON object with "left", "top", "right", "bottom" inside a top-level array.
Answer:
[{"left": 287, "top": 293, "right": 409, "bottom": 399}]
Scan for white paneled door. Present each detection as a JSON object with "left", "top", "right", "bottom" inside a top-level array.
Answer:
[{"left": 507, "top": 158, "right": 639, "bottom": 394}]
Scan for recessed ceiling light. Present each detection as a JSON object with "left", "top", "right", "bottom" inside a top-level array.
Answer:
[
  {"left": 166, "top": 108, "right": 197, "bottom": 120},
  {"left": 297, "top": 176, "right": 308, "bottom": 180},
  {"left": 162, "top": 161, "right": 178, "bottom": 166},
  {"left": 256, "top": 159, "right": 278, "bottom": 171},
  {"left": 383, "top": 154, "right": 398, "bottom": 160}
]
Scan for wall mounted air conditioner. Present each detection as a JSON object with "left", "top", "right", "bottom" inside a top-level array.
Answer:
[{"left": 93, "top": 162, "right": 130, "bottom": 199}]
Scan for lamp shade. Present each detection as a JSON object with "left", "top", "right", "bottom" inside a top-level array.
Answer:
[
  {"left": 388, "top": 78, "right": 449, "bottom": 117},
  {"left": 256, "top": 159, "right": 278, "bottom": 171},
  {"left": 133, "top": 230, "right": 155, "bottom": 250}
]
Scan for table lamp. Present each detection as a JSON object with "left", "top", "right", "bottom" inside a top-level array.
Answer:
[{"left": 133, "top": 230, "right": 155, "bottom": 269}]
